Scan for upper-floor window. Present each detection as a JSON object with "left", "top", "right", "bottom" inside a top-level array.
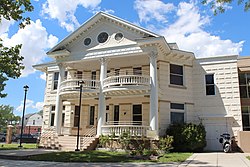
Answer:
[
  {"left": 170, "top": 64, "right": 183, "bottom": 85},
  {"left": 170, "top": 103, "right": 185, "bottom": 124},
  {"left": 239, "top": 73, "right": 250, "bottom": 98},
  {"left": 205, "top": 74, "right": 215, "bottom": 95},
  {"left": 53, "top": 72, "right": 59, "bottom": 90},
  {"left": 32, "top": 120, "right": 35, "bottom": 125},
  {"left": 133, "top": 67, "right": 142, "bottom": 75}
]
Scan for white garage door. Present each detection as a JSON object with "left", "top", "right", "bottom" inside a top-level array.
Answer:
[{"left": 205, "top": 123, "right": 228, "bottom": 151}]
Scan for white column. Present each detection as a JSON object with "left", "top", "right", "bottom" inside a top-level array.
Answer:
[
  {"left": 149, "top": 51, "right": 158, "bottom": 133},
  {"left": 97, "top": 57, "right": 107, "bottom": 136},
  {"left": 54, "top": 64, "right": 65, "bottom": 135}
]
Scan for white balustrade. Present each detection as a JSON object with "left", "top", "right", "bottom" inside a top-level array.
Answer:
[
  {"left": 102, "top": 121, "right": 150, "bottom": 137},
  {"left": 103, "top": 75, "right": 150, "bottom": 89},
  {"left": 60, "top": 79, "right": 100, "bottom": 93}
]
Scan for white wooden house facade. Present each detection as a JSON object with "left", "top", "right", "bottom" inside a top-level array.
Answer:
[{"left": 34, "top": 12, "right": 243, "bottom": 151}]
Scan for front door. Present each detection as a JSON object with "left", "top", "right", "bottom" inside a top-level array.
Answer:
[
  {"left": 133, "top": 104, "right": 142, "bottom": 125},
  {"left": 114, "top": 105, "right": 119, "bottom": 125}
]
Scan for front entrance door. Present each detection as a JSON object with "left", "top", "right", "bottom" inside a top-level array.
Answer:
[
  {"left": 133, "top": 104, "right": 142, "bottom": 125},
  {"left": 114, "top": 105, "right": 119, "bottom": 125}
]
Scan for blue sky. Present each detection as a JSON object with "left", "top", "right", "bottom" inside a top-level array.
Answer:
[{"left": 1, "top": 0, "right": 250, "bottom": 116}]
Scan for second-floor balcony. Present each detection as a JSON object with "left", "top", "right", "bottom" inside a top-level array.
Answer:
[
  {"left": 59, "top": 70, "right": 150, "bottom": 97},
  {"left": 59, "top": 79, "right": 100, "bottom": 97},
  {"left": 103, "top": 74, "right": 150, "bottom": 96}
]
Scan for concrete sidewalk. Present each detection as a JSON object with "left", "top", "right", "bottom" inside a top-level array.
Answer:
[
  {"left": 0, "top": 149, "right": 250, "bottom": 167},
  {"left": 179, "top": 152, "right": 250, "bottom": 167}
]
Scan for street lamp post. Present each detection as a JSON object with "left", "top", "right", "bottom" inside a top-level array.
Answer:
[
  {"left": 19, "top": 85, "right": 29, "bottom": 148},
  {"left": 75, "top": 81, "right": 84, "bottom": 151}
]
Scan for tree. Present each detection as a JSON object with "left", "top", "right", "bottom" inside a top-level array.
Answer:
[
  {"left": 0, "top": 105, "right": 20, "bottom": 132},
  {"left": 0, "top": 0, "right": 34, "bottom": 98},
  {"left": 202, "top": 0, "right": 250, "bottom": 15}
]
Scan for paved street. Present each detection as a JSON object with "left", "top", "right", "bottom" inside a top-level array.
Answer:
[{"left": 0, "top": 150, "right": 250, "bottom": 167}]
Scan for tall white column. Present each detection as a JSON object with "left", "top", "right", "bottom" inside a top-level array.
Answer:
[
  {"left": 149, "top": 51, "right": 158, "bottom": 133},
  {"left": 97, "top": 57, "right": 107, "bottom": 136},
  {"left": 54, "top": 64, "right": 65, "bottom": 135}
]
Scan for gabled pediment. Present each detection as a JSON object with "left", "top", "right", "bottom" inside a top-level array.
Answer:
[{"left": 47, "top": 12, "right": 160, "bottom": 57}]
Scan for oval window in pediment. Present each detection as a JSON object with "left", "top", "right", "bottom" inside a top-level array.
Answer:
[{"left": 97, "top": 32, "right": 109, "bottom": 43}]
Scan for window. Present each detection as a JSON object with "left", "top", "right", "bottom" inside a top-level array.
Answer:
[
  {"left": 242, "top": 106, "right": 250, "bottom": 131},
  {"left": 91, "top": 71, "right": 96, "bottom": 88},
  {"left": 62, "top": 113, "right": 65, "bottom": 126},
  {"left": 115, "top": 69, "right": 120, "bottom": 76},
  {"left": 74, "top": 106, "right": 80, "bottom": 127},
  {"left": 64, "top": 71, "right": 68, "bottom": 79},
  {"left": 33, "top": 120, "right": 35, "bottom": 125},
  {"left": 205, "top": 74, "right": 215, "bottom": 95},
  {"left": 84, "top": 37, "right": 91, "bottom": 46},
  {"left": 50, "top": 105, "right": 55, "bottom": 126},
  {"left": 170, "top": 64, "right": 183, "bottom": 85},
  {"left": 114, "top": 105, "right": 119, "bottom": 125},
  {"left": 133, "top": 104, "right": 142, "bottom": 125},
  {"left": 50, "top": 113, "right": 55, "bottom": 126},
  {"left": 89, "top": 106, "right": 95, "bottom": 126},
  {"left": 115, "top": 33, "right": 123, "bottom": 41},
  {"left": 239, "top": 73, "right": 250, "bottom": 98},
  {"left": 53, "top": 72, "right": 59, "bottom": 90},
  {"left": 133, "top": 67, "right": 142, "bottom": 75},
  {"left": 76, "top": 71, "right": 82, "bottom": 79},
  {"left": 97, "top": 32, "right": 109, "bottom": 43},
  {"left": 170, "top": 103, "right": 184, "bottom": 124}
]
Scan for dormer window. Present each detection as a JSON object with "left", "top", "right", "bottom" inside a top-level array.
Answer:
[{"left": 97, "top": 32, "right": 109, "bottom": 43}]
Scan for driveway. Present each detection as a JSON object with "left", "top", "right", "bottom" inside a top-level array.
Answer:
[{"left": 180, "top": 152, "right": 250, "bottom": 167}]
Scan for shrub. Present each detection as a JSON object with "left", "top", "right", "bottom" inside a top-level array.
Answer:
[
  {"left": 166, "top": 123, "right": 206, "bottom": 152},
  {"left": 158, "top": 135, "right": 174, "bottom": 153}
]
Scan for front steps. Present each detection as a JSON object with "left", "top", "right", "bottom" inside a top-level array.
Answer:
[{"left": 58, "top": 136, "right": 99, "bottom": 151}]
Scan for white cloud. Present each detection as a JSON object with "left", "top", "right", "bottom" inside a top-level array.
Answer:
[
  {"left": 16, "top": 99, "right": 44, "bottom": 112},
  {"left": 40, "top": 73, "right": 46, "bottom": 81},
  {"left": 0, "top": 19, "right": 58, "bottom": 77},
  {"left": 42, "top": 0, "right": 102, "bottom": 32},
  {"left": 134, "top": 1, "right": 243, "bottom": 57},
  {"left": 134, "top": 0, "right": 175, "bottom": 23},
  {"left": 0, "top": 17, "right": 15, "bottom": 35}
]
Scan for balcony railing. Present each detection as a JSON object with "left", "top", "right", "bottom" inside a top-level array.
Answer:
[
  {"left": 102, "top": 121, "right": 151, "bottom": 137},
  {"left": 60, "top": 79, "right": 100, "bottom": 95},
  {"left": 103, "top": 75, "right": 150, "bottom": 90}
]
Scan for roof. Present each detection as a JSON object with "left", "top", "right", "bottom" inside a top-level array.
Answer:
[{"left": 47, "top": 12, "right": 160, "bottom": 55}]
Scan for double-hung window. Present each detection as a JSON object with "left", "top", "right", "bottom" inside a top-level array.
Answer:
[
  {"left": 170, "top": 64, "right": 183, "bottom": 85},
  {"left": 53, "top": 72, "right": 59, "bottom": 90},
  {"left": 89, "top": 106, "right": 95, "bottom": 126},
  {"left": 50, "top": 105, "right": 55, "bottom": 126},
  {"left": 170, "top": 103, "right": 185, "bottom": 124},
  {"left": 205, "top": 74, "right": 215, "bottom": 95}
]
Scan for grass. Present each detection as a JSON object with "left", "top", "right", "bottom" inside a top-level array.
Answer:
[
  {"left": 0, "top": 143, "right": 37, "bottom": 150},
  {"left": 158, "top": 152, "right": 192, "bottom": 162},
  {"left": 247, "top": 156, "right": 250, "bottom": 160},
  {"left": 27, "top": 150, "right": 192, "bottom": 163}
]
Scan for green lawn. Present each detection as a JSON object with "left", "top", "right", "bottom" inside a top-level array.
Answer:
[
  {"left": 0, "top": 143, "right": 37, "bottom": 150},
  {"left": 27, "top": 150, "right": 192, "bottom": 163}
]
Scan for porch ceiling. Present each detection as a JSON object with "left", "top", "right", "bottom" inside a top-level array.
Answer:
[{"left": 63, "top": 54, "right": 149, "bottom": 71}]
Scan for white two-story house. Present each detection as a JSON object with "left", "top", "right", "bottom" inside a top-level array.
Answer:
[{"left": 34, "top": 12, "right": 245, "bottom": 151}]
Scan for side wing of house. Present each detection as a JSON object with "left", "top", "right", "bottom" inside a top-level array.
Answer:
[{"left": 193, "top": 55, "right": 242, "bottom": 150}]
